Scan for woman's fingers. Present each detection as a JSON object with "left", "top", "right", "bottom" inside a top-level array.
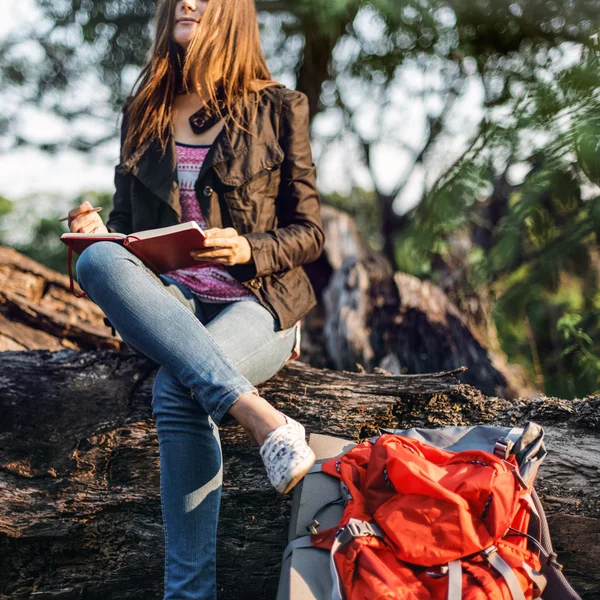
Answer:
[
  {"left": 191, "top": 237, "right": 234, "bottom": 255},
  {"left": 68, "top": 201, "right": 94, "bottom": 227},
  {"left": 191, "top": 247, "right": 232, "bottom": 259},
  {"left": 70, "top": 213, "right": 104, "bottom": 233},
  {"left": 69, "top": 201, "right": 93, "bottom": 217},
  {"left": 70, "top": 217, "right": 94, "bottom": 233},
  {"left": 189, "top": 229, "right": 250, "bottom": 265},
  {"left": 203, "top": 227, "right": 238, "bottom": 241},
  {"left": 201, "top": 237, "right": 234, "bottom": 247}
]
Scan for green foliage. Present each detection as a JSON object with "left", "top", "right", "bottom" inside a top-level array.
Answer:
[
  {"left": 559, "top": 314, "right": 594, "bottom": 356},
  {"left": 395, "top": 235, "right": 433, "bottom": 279},
  {"left": 557, "top": 313, "right": 600, "bottom": 395},
  {"left": 0, "top": 195, "right": 13, "bottom": 217},
  {"left": 398, "top": 39, "right": 600, "bottom": 397}
]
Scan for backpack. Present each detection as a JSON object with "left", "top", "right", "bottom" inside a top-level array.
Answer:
[{"left": 278, "top": 423, "right": 580, "bottom": 600}]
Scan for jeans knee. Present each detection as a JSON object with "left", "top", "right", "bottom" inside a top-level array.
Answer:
[{"left": 76, "top": 241, "right": 119, "bottom": 290}]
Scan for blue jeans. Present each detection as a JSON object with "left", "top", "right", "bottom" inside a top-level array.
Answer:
[{"left": 76, "top": 242, "right": 297, "bottom": 599}]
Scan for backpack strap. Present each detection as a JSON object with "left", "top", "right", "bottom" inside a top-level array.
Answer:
[
  {"left": 281, "top": 535, "right": 315, "bottom": 564},
  {"left": 530, "top": 488, "right": 582, "bottom": 600},
  {"left": 330, "top": 519, "right": 385, "bottom": 600},
  {"left": 521, "top": 561, "right": 548, "bottom": 593},
  {"left": 482, "top": 546, "right": 526, "bottom": 600},
  {"left": 447, "top": 560, "right": 462, "bottom": 600},
  {"left": 506, "top": 490, "right": 580, "bottom": 599}
]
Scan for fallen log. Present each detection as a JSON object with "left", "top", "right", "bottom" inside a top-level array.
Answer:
[
  {"left": 0, "top": 350, "right": 597, "bottom": 599},
  {"left": 1, "top": 205, "right": 529, "bottom": 400},
  {"left": 0, "top": 246, "right": 120, "bottom": 352}
]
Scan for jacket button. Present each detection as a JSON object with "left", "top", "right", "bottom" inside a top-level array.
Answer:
[
  {"left": 249, "top": 278, "right": 262, "bottom": 289},
  {"left": 203, "top": 185, "right": 213, "bottom": 197}
]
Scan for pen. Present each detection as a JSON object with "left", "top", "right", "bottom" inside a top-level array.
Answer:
[{"left": 58, "top": 207, "right": 103, "bottom": 222}]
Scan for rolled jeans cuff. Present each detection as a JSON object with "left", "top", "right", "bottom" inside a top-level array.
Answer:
[{"left": 206, "top": 383, "right": 259, "bottom": 427}]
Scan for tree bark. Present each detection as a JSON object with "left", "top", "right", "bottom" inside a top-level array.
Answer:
[
  {"left": 0, "top": 246, "right": 120, "bottom": 352},
  {"left": 0, "top": 350, "right": 598, "bottom": 599}
]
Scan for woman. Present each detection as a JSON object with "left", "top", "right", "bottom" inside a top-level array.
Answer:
[{"left": 68, "top": 0, "right": 324, "bottom": 597}]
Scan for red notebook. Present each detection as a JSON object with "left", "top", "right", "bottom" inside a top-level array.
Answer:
[{"left": 61, "top": 222, "right": 207, "bottom": 298}]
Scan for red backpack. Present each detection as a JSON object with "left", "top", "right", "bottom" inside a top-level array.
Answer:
[{"left": 281, "top": 424, "right": 580, "bottom": 600}]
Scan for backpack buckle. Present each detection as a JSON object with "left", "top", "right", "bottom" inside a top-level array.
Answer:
[
  {"left": 549, "top": 552, "right": 564, "bottom": 571},
  {"left": 338, "top": 519, "right": 384, "bottom": 545},
  {"left": 481, "top": 545, "right": 499, "bottom": 559},
  {"left": 494, "top": 437, "right": 514, "bottom": 460},
  {"left": 345, "top": 520, "right": 373, "bottom": 538}
]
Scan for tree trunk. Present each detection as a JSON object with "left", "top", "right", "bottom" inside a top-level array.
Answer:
[
  {"left": 309, "top": 206, "right": 528, "bottom": 398},
  {"left": 0, "top": 350, "right": 598, "bottom": 599}
]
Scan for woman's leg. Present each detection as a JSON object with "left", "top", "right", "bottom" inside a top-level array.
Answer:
[
  {"left": 75, "top": 241, "right": 259, "bottom": 426},
  {"left": 201, "top": 298, "right": 297, "bottom": 395},
  {"left": 151, "top": 300, "right": 297, "bottom": 600},
  {"left": 76, "top": 242, "right": 300, "bottom": 599},
  {"left": 152, "top": 368, "right": 223, "bottom": 600}
]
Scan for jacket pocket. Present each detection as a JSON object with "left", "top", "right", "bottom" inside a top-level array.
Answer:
[{"left": 212, "top": 138, "right": 284, "bottom": 188}]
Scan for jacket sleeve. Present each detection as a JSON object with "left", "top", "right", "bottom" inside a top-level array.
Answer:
[
  {"left": 106, "top": 105, "right": 133, "bottom": 235},
  {"left": 242, "top": 89, "right": 325, "bottom": 278}
]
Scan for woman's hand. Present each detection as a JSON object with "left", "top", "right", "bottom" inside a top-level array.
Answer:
[
  {"left": 190, "top": 227, "right": 252, "bottom": 266},
  {"left": 68, "top": 201, "right": 108, "bottom": 234}
]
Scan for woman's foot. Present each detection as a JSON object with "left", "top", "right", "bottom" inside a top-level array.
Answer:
[
  {"left": 227, "top": 392, "right": 287, "bottom": 445},
  {"left": 259, "top": 414, "right": 316, "bottom": 494},
  {"left": 227, "top": 392, "right": 315, "bottom": 494}
]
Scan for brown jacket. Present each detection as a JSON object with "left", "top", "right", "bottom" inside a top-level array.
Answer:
[{"left": 106, "top": 83, "right": 325, "bottom": 330}]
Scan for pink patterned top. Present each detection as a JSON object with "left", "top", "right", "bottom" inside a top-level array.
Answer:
[
  {"left": 165, "top": 142, "right": 259, "bottom": 303},
  {"left": 167, "top": 141, "right": 302, "bottom": 361}
]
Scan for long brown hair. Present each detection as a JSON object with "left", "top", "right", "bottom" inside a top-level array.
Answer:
[{"left": 121, "top": 0, "right": 279, "bottom": 165}]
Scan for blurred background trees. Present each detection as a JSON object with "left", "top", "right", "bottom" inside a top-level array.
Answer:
[{"left": 1, "top": 0, "right": 599, "bottom": 397}]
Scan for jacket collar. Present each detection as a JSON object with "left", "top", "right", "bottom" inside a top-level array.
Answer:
[
  {"left": 121, "top": 114, "right": 238, "bottom": 219},
  {"left": 118, "top": 84, "right": 284, "bottom": 217}
]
